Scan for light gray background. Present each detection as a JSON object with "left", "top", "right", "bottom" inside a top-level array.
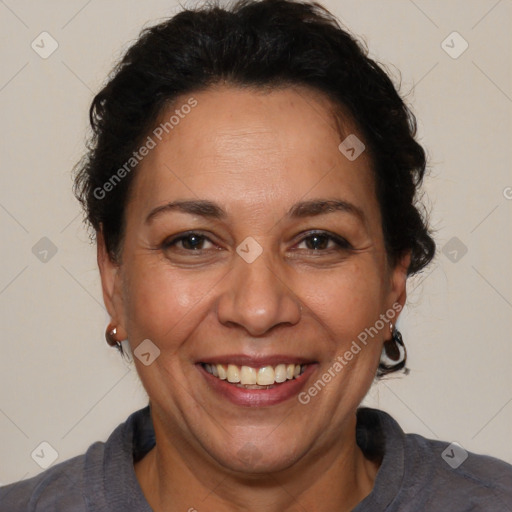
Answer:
[{"left": 0, "top": 0, "right": 511, "bottom": 485}]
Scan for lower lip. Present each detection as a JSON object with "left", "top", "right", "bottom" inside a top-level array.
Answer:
[{"left": 197, "top": 363, "right": 318, "bottom": 407}]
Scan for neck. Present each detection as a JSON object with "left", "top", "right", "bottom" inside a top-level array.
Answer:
[{"left": 135, "top": 411, "right": 380, "bottom": 512}]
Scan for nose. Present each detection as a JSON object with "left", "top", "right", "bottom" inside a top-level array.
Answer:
[{"left": 216, "top": 252, "right": 302, "bottom": 336}]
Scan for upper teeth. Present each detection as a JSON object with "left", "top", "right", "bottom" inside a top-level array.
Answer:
[{"left": 203, "top": 363, "right": 305, "bottom": 385}]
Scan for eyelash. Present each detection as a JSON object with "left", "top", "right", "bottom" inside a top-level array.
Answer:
[{"left": 160, "top": 230, "right": 353, "bottom": 254}]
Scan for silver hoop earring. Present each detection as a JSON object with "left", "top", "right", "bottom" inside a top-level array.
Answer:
[{"left": 378, "top": 323, "right": 407, "bottom": 376}]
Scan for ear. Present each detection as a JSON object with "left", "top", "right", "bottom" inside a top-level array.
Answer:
[
  {"left": 388, "top": 251, "right": 411, "bottom": 313},
  {"left": 97, "top": 227, "right": 128, "bottom": 340}
]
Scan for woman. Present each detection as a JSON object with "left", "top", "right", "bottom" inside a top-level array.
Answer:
[{"left": 2, "top": 0, "right": 511, "bottom": 510}]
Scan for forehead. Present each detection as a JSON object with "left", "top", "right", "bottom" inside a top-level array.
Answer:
[{"left": 129, "top": 85, "right": 376, "bottom": 218}]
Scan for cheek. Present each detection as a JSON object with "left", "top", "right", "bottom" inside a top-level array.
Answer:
[
  {"left": 122, "top": 258, "right": 226, "bottom": 345},
  {"left": 299, "top": 263, "right": 389, "bottom": 386},
  {"left": 302, "top": 259, "right": 386, "bottom": 331}
]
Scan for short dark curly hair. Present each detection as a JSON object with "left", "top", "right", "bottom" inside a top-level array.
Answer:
[{"left": 73, "top": 0, "right": 436, "bottom": 374}]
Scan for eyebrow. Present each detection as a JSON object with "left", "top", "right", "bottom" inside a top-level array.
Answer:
[{"left": 145, "top": 198, "right": 365, "bottom": 224}]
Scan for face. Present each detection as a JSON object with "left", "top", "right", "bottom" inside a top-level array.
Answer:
[{"left": 99, "top": 85, "right": 408, "bottom": 474}]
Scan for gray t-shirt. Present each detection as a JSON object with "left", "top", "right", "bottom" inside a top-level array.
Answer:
[{"left": 1, "top": 406, "right": 511, "bottom": 511}]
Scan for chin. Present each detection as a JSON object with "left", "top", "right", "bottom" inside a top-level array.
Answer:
[{"left": 209, "top": 441, "right": 302, "bottom": 475}]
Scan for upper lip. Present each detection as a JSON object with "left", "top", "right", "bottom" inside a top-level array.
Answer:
[{"left": 197, "top": 354, "right": 316, "bottom": 367}]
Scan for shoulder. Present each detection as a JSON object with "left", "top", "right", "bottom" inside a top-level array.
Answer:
[
  {"left": 0, "top": 446, "right": 98, "bottom": 512},
  {"left": 0, "top": 406, "right": 152, "bottom": 512},
  {"left": 356, "top": 407, "right": 512, "bottom": 511},
  {"left": 403, "top": 432, "right": 512, "bottom": 509}
]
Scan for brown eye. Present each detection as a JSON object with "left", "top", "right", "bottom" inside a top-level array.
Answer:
[
  {"left": 295, "top": 231, "right": 352, "bottom": 252},
  {"left": 162, "top": 232, "right": 215, "bottom": 251},
  {"left": 303, "top": 234, "right": 330, "bottom": 250}
]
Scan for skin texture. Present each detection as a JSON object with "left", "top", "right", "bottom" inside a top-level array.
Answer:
[{"left": 98, "top": 85, "right": 409, "bottom": 512}]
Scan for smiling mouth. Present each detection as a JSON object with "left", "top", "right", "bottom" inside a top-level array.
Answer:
[{"left": 200, "top": 362, "right": 308, "bottom": 389}]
